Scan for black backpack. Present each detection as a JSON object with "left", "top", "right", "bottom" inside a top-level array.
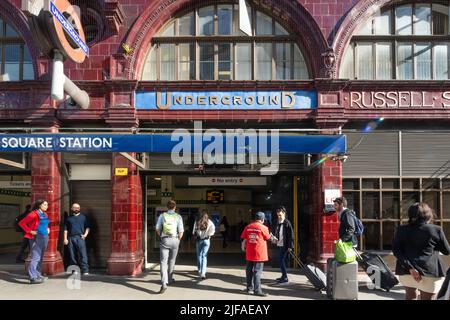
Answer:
[{"left": 14, "top": 211, "right": 29, "bottom": 232}]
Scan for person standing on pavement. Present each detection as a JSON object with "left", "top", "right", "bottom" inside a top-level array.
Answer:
[
  {"left": 241, "top": 211, "right": 276, "bottom": 297},
  {"left": 393, "top": 202, "right": 450, "bottom": 300},
  {"left": 273, "top": 206, "right": 294, "bottom": 284},
  {"left": 156, "top": 200, "right": 184, "bottom": 294},
  {"left": 64, "top": 203, "right": 91, "bottom": 275},
  {"left": 193, "top": 210, "right": 215, "bottom": 280},
  {"left": 18, "top": 199, "right": 50, "bottom": 284},
  {"left": 15, "top": 204, "right": 32, "bottom": 263},
  {"left": 333, "top": 197, "right": 358, "bottom": 248}
]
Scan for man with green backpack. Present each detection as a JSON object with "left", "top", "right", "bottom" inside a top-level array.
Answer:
[{"left": 156, "top": 200, "right": 184, "bottom": 294}]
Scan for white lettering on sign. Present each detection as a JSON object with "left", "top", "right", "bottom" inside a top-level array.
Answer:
[
  {"left": 349, "top": 91, "right": 450, "bottom": 108},
  {"left": 188, "top": 177, "right": 267, "bottom": 186}
]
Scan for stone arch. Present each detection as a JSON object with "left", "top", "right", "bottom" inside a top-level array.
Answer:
[
  {"left": 122, "top": 0, "right": 329, "bottom": 80},
  {"left": 0, "top": 1, "right": 44, "bottom": 79},
  {"left": 332, "top": 0, "right": 393, "bottom": 78}
]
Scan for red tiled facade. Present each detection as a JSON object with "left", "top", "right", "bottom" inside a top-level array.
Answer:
[{"left": 2, "top": 0, "right": 450, "bottom": 274}]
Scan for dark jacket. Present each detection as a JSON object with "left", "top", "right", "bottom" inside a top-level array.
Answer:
[
  {"left": 273, "top": 219, "right": 294, "bottom": 249},
  {"left": 393, "top": 223, "right": 450, "bottom": 277},
  {"left": 338, "top": 209, "right": 358, "bottom": 247}
]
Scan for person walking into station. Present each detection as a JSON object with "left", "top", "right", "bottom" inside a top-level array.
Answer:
[
  {"left": 241, "top": 211, "right": 276, "bottom": 297},
  {"left": 393, "top": 202, "right": 450, "bottom": 300},
  {"left": 15, "top": 204, "right": 32, "bottom": 263},
  {"left": 219, "top": 216, "right": 229, "bottom": 248},
  {"left": 192, "top": 209, "right": 215, "bottom": 280},
  {"left": 156, "top": 200, "right": 184, "bottom": 294},
  {"left": 273, "top": 206, "right": 294, "bottom": 284},
  {"left": 18, "top": 199, "right": 50, "bottom": 284},
  {"left": 64, "top": 203, "right": 91, "bottom": 275}
]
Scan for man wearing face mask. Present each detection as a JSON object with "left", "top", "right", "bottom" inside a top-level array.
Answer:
[{"left": 64, "top": 203, "right": 91, "bottom": 275}]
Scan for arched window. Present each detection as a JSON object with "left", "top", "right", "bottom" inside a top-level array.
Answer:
[
  {"left": 340, "top": 2, "right": 450, "bottom": 80},
  {"left": 0, "top": 17, "right": 34, "bottom": 81},
  {"left": 142, "top": 3, "right": 309, "bottom": 81}
]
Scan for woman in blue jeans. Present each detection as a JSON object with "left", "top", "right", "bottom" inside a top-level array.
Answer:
[{"left": 192, "top": 210, "right": 215, "bottom": 280}]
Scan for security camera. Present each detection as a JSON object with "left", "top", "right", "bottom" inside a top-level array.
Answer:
[{"left": 341, "top": 155, "right": 349, "bottom": 163}]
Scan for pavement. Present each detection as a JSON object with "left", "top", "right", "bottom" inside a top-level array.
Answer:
[{"left": 0, "top": 254, "right": 406, "bottom": 300}]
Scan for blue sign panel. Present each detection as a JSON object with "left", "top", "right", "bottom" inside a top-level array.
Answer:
[
  {"left": 135, "top": 91, "right": 317, "bottom": 110},
  {"left": 50, "top": 2, "right": 89, "bottom": 56},
  {"left": 0, "top": 134, "right": 346, "bottom": 154}
]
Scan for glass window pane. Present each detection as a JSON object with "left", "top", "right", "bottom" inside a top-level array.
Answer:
[
  {"left": 382, "top": 222, "right": 398, "bottom": 250},
  {"left": 343, "top": 178, "right": 359, "bottom": 190},
  {"left": 160, "top": 21, "right": 175, "bottom": 37},
  {"left": 233, "top": 3, "right": 252, "bottom": 36},
  {"left": 443, "top": 193, "right": 450, "bottom": 219},
  {"left": 416, "top": 43, "right": 432, "bottom": 80},
  {"left": 218, "top": 43, "right": 232, "bottom": 80},
  {"left": 256, "top": 11, "right": 272, "bottom": 35},
  {"left": 443, "top": 223, "right": 450, "bottom": 241},
  {"left": 362, "top": 223, "right": 380, "bottom": 250},
  {"left": 415, "top": 4, "right": 431, "bottom": 35},
  {"left": 382, "top": 178, "right": 399, "bottom": 189},
  {"left": 423, "top": 191, "right": 439, "bottom": 219},
  {"left": 293, "top": 45, "right": 308, "bottom": 79},
  {"left": 376, "top": 43, "right": 392, "bottom": 79},
  {"left": 5, "top": 23, "right": 19, "bottom": 37},
  {"left": 435, "top": 44, "right": 448, "bottom": 80},
  {"left": 4, "top": 44, "right": 20, "bottom": 81},
  {"left": 179, "top": 13, "right": 194, "bottom": 36},
  {"left": 362, "top": 192, "right": 380, "bottom": 219},
  {"left": 397, "top": 43, "right": 413, "bottom": 80},
  {"left": 357, "top": 43, "right": 373, "bottom": 80},
  {"left": 256, "top": 43, "right": 272, "bottom": 80},
  {"left": 403, "top": 178, "right": 420, "bottom": 189},
  {"left": 275, "top": 43, "right": 291, "bottom": 80},
  {"left": 236, "top": 43, "right": 252, "bottom": 80},
  {"left": 432, "top": 4, "right": 449, "bottom": 35},
  {"left": 179, "top": 44, "right": 195, "bottom": 80},
  {"left": 23, "top": 46, "right": 34, "bottom": 80},
  {"left": 199, "top": 6, "right": 214, "bottom": 36},
  {"left": 142, "top": 46, "right": 157, "bottom": 80},
  {"left": 362, "top": 178, "right": 379, "bottom": 189},
  {"left": 374, "top": 10, "right": 391, "bottom": 35},
  {"left": 218, "top": 5, "right": 232, "bottom": 35},
  {"left": 356, "top": 18, "right": 372, "bottom": 35},
  {"left": 275, "top": 22, "right": 288, "bottom": 35},
  {"left": 160, "top": 44, "right": 175, "bottom": 81},
  {"left": 423, "top": 178, "right": 440, "bottom": 190},
  {"left": 443, "top": 179, "right": 450, "bottom": 190},
  {"left": 402, "top": 192, "right": 419, "bottom": 220},
  {"left": 382, "top": 192, "right": 400, "bottom": 219},
  {"left": 396, "top": 5, "right": 412, "bottom": 35},
  {"left": 340, "top": 44, "right": 354, "bottom": 79},
  {"left": 199, "top": 43, "right": 214, "bottom": 80},
  {"left": 343, "top": 191, "right": 360, "bottom": 214}
]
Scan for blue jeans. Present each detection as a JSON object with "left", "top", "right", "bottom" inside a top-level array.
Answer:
[
  {"left": 68, "top": 236, "right": 89, "bottom": 273},
  {"left": 246, "top": 261, "right": 264, "bottom": 294},
  {"left": 28, "top": 234, "right": 48, "bottom": 280},
  {"left": 278, "top": 246, "right": 288, "bottom": 280},
  {"left": 196, "top": 239, "right": 210, "bottom": 276}
]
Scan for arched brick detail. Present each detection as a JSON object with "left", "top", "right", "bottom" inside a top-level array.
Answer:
[
  {"left": 123, "top": 0, "right": 328, "bottom": 80},
  {"left": 332, "top": 0, "right": 392, "bottom": 78},
  {"left": 0, "top": 1, "right": 44, "bottom": 79}
]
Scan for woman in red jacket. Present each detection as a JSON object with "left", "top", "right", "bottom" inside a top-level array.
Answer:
[{"left": 18, "top": 199, "right": 50, "bottom": 284}]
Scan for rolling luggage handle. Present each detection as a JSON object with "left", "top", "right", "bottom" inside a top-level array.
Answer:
[
  {"left": 287, "top": 248, "right": 327, "bottom": 291},
  {"left": 287, "top": 248, "right": 305, "bottom": 268}
]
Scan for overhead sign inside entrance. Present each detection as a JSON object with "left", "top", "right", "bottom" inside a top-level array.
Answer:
[
  {"left": 0, "top": 134, "right": 346, "bottom": 154},
  {"left": 135, "top": 91, "right": 317, "bottom": 110},
  {"left": 190, "top": 177, "right": 267, "bottom": 186}
]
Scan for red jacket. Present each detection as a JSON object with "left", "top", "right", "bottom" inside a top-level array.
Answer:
[
  {"left": 241, "top": 221, "right": 271, "bottom": 262},
  {"left": 18, "top": 210, "right": 44, "bottom": 239}
]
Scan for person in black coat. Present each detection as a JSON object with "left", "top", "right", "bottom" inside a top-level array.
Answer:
[
  {"left": 272, "top": 206, "right": 294, "bottom": 284},
  {"left": 393, "top": 202, "right": 450, "bottom": 300},
  {"left": 333, "top": 197, "right": 358, "bottom": 247}
]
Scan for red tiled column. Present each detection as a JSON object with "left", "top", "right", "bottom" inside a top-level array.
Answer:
[
  {"left": 28, "top": 152, "right": 64, "bottom": 275},
  {"left": 107, "top": 153, "right": 143, "bottom": 276},
  {"left": 309, "top": 157, "right": 342, "bottom": 270}
]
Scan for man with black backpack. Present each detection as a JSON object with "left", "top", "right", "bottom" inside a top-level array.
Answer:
[
  {"left": 14, "top": 204, "right": 31, "bottom": 263},
  {"left": 333, "top": 197, "right": 363, "bottom": 248}
]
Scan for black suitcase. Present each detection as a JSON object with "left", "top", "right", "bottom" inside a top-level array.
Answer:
[
  {"left": 288, "top": 249, "right": 326, "bottom": 291},
  {"left": 355, "top": 251, "right": 399, "bottom": 292}
]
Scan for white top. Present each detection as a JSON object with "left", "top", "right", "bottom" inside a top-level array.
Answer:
[
  {"left": 277, "top": 223, "right": 285, "bottom": 247},
  {"left": 192, "top": 219, "right": 216, "bottom": 239}
]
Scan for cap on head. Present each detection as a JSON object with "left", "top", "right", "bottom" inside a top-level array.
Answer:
[{"left": 255, "top": 211, "right": 265, "bottom": 221}]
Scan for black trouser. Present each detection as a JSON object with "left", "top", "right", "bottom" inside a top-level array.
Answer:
[
  {"left": 16, "top": 236, "right": 29, "bottom": 261},
  {"left": 68, "top": 235, "right": 89, "bottom": 273},
  {"left": 246, "top": 261, "right": 264, "bottom": 294}
]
